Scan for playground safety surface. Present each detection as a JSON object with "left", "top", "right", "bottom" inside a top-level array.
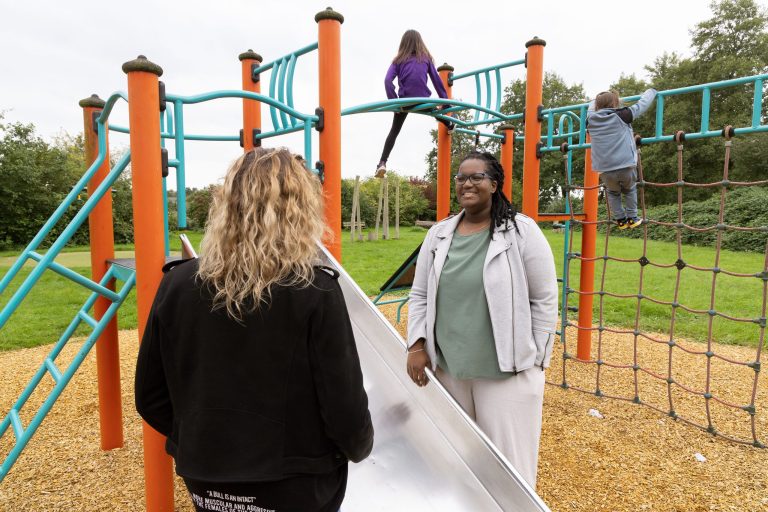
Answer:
[{"left": 0, "top": 303, "right": 766, "bottom": 511}]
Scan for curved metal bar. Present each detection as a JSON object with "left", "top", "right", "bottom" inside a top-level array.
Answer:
[
  {"left": 484, "top": 71, "right": 492, "bottom": 122},
  {"left": 251, "top": 42, "right": 318, "bottom": 76},
  {"left": 343, "top": 97, "right": 515, "bottom": 126},
  {"left": 287, "top": 53, "right": 298, "bottom": 128},
  {"left": 277, "top": 57, "right": 290, "bottom": 129},
  {"left": 474, "top": 74, "right": 481, "bottom": 124},
  {"left": 451, "top": 59, "right": 526, "bottom": 81},
  {"left": 97, "top": 91, "right": 129, "bottom": 125},
  {"left": 495, "top": 68, "right": 502, "bottom": 113},
  {"left": 269, "top": 58, "right": 282, "bottom": 130},
  {"left": 166, "top": 90, "right": 315, "bottom": 121}
]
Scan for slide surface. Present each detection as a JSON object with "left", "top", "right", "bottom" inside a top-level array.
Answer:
[{"left": 320, "top": 248, "right": 550, "bottom": 512}]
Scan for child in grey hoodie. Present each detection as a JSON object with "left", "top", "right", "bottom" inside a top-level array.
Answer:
[{"left": 587, "top": 88, "right": 657, "bottom": 229}]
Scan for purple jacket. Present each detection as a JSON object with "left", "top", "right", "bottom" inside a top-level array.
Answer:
[{"left": 384, "top": 58, "right": 448, "bottom": 100}]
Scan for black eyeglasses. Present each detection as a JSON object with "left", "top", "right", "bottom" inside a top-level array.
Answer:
[{"left": 454, "top": 172, "right": 491, "bottom": 185}]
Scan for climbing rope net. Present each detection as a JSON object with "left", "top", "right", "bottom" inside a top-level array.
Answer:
[{"left": 557, "top": 129, "right": 767, "bottom": 447}]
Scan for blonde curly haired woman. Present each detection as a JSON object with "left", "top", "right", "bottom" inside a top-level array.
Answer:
[{"left": 136, "top": 147, "right": 373, "bottom": 512}]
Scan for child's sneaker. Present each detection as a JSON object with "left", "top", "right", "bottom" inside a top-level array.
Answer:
[
  {"left": 446, "top": 121, "right": 455, "bottom": 134},
  {"left": 615, "top": 217, "right": 629, "bottom": 230},
  {"left": 375, "top": 162, "right": 386, "bottom": 178},
  {"left": 626, "top": 217, "right": 644, "bottom": 229}
]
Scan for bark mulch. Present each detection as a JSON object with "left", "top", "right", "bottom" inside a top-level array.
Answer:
[{"left": 0, "top": 304, "right": 766, "bottom": 511}]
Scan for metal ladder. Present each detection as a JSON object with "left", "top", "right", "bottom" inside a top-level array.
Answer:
[{"left": 0, "top": 261, "right": 135, "bottom": 482}]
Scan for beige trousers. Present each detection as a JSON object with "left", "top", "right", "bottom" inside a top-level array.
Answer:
[{"left": 436, "top": 366, "right": 545, "bottom": 488}]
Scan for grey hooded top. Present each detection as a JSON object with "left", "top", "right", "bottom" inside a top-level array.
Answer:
[{"left": 587, "top": 88, "right": 657, "bottom": 172}]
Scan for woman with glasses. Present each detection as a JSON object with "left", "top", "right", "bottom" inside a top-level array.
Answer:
[
  {"left": 406, "top": 151, "right": 557, "bottom": 488},
  {"left": 136, "top": 148, "right": 373, "bottom": 512}
]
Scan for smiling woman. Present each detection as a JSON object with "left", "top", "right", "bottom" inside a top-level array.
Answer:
[{"left": 406, "top": 150, "right": 559, "bottom": 488}]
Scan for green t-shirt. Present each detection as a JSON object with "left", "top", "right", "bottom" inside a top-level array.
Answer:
[{"left": 435, "top": 229, "right": 511, "bottom": 379}]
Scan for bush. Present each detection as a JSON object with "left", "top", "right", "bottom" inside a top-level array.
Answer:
[{"left": 606, "top": 186, "right": 768, "bottom": 252}]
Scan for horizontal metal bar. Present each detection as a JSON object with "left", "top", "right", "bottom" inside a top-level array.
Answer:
[
  {"left": 172, "top": 133, "right": 240, "bottom": 142},
  {"left": 108, "top": 124, "right": 130, "bottom": 134},
  {"left": 166, "top": 90, "right": 315, "bottom": 121},
  {"left": 110, "top": 125, "right": 240, "bottom": 142},
  {"left": 168, "top": 158, "right": 180, "bottom": 168},
  {"left": 542, "top": 73, "right": 768, "bottom": 116},
  {"left": 453, "top": 128, "right": 505, "bottom": 140},
  {"left": 343, "top": 97, "right": 513, "bottom": 125},
  {"left": 44, "top": 359, "right": 63, "bottom": 384},
  {"left": 452, "top": 59, "right": 526, "bottom": 81},
  {"left": 78, "top": 311, "right": 98, "bottom": 329},
  {"left": 251, "top": 42, "right": 318, "bottom": 75},
  {"left": 256, "top": 123, "right": 310, "bottom": 140},
  {"left": 544, "top": 124, "right": 768, "bottom": 153},
  {"left": 374, "top": 298, "right": 409, "bottom": 306},
  {"left": 27, "top": 251, "right": 121, "bottom": 303}
]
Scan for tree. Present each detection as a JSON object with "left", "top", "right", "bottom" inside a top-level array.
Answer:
[
  {"left": 0, "top": 118, "right": 81, "bottom": 247},
  {"left": 0, "top": 118, "right": 135, "bottom": 248},
  {"left": 341, "top": 173, "right": 431, "bottom": 227},
  {"left": 498, "top": 72, "right": 586, "bottom": 209},
  {"left": 186, "top": 185, "right": 218, "bottom": 230},
  {"left": 637, "top": 0, "right": 768, "bottom": 206}
]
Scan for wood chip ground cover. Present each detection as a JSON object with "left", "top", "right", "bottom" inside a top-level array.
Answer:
[{"left": 0, "top": 305, "right": 766, "bottom": 511}]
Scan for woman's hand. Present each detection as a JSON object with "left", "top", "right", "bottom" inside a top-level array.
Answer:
[{"left": 406, "top": 339, "right": 432, "bottom": 387}]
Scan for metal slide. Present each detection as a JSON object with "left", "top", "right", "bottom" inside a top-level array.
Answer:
[{"left": 319, "top": 248, "right": 550, "bottom": 511}]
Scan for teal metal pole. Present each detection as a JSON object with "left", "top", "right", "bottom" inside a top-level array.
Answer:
[
  {"left": 174, "top": 99, "right": 187, "bottom": 229},
  {"left": 160, "top": 110, "right": 170, "bottom": 256},
  {"left": 700, "top": 88, "right": 711, "bottom": 134},
  {"left": 752, "top": 79, "right": 763, "bottom": 128}
]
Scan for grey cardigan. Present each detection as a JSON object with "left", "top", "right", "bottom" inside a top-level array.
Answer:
[{"left": 407, "top": 212, "right": 559, "bottom": 373}]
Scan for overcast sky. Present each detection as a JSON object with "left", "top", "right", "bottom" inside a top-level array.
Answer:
[{"left": 1, "top": 1, "right": 746, "bottom": 188}]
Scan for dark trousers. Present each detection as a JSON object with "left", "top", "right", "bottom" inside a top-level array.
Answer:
[
  {"left": 183, "top": 464, "right": 347, "bottom": 512},
  {"left": 378, "top": 110, "right": 452, "bottom": 164}
]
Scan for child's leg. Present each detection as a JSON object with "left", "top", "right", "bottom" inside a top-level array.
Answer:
[
  {"left": 599, "top": 170, "right": 626, "bottom": 220},
  {"left": 378, "top": 112, "right": 409, "bottom": 164},
  {"left": 617, "top": 167, "right": 638, "bottom": 219}
]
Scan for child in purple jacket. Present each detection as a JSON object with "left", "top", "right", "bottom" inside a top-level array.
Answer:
[{"left": 376, "top": 30, "right": 453, "bottom": 177}]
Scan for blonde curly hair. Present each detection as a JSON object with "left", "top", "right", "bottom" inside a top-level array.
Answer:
[{"left": 197, "top": 147, "right": 329, "bottom": 320}]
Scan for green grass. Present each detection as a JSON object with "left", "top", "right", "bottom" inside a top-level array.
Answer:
[
  {"left": 546, "top": 229, "right": 766, "bottom": 347},
  {"left": 0, "top": 226, "right": 764, "bottom": 351}
]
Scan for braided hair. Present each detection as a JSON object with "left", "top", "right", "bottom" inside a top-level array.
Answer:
[{"left": 459, "top": 151, "right": 518, "bottom": 234}]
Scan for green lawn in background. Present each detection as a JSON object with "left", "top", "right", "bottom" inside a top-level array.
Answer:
[
  {"left": 0, "top": 226, "right": 765, "bottom": 351},
  {"left": 545, "top": 229, "right": 766, "bottom": 347}
]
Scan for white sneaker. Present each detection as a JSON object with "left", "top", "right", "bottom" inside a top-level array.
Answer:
[{"left": 375, "top": 163, "right": 386, "bottom": 178}]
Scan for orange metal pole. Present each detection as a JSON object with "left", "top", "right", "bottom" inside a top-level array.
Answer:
[
  {"left": 80, "top": 94, "right": 123, "bottom": 450},
  {"left": 316, "top": 8, "right": 343, "bottom": 261},
  {"left": 499, "top": 124, "right": 515, "bottom": 201},
  {"left": 123, "top": 56, "right": 174, "bottom": 512},
  {"left": 521, "top": 37, "right": 546, "bottom": 220},
  {"left": 577, "top": 141, "right": 599, "bottom": 360},
  {"left": 436, "top": 63, "right": 453, "bottom": 221},
  {"left": 239, "top": 50, "right": 263, "bottom": 151}
]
